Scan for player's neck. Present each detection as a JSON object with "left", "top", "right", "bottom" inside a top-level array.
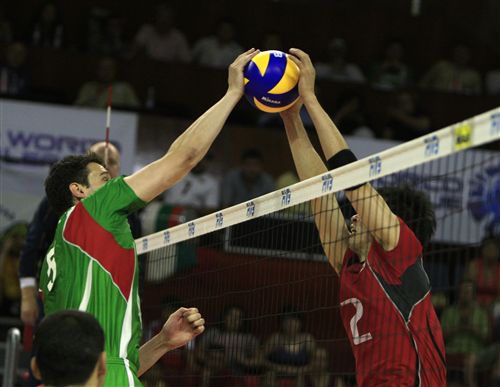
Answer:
[{"left": 353, "top": 245, "right": 370, "bottom": 263}]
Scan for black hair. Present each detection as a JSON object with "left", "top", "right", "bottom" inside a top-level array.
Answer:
[
  {"left": 241, "top": 148, "right": 263, "bottom": 162},
  {"left": 378, "top": 185, "right": 436, "bottom": 247},
  {"left": 279, "top": 305, "right": 303, "bottom": 324},
  {"left": 33, "top": 310, "right": 105, "bottom": 386},
  {"left": 45, "top": 153, "right": 104, "bottom": 216}
]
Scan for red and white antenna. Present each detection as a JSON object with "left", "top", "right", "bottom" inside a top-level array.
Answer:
[{"left": 104, "top": 85, "right": 113, "bottom": 167}]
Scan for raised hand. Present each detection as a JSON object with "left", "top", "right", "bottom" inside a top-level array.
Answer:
[
  {"left": 227, "top": 48, "right": 260, "bottom": 98},
  {"left": 287, "top": 48, "right": 316, "bottom": 103},
  {"left": 279, "top": 97, "right": 303, "bottom": 120}
]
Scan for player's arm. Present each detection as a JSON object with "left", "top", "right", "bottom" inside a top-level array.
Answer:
[
  {"left": 138, "top": 307, "right": 205, "bottom": 376},
  {"left": 288, "top": 48, "right": 400, "bottom": 251},
  {"left": 125, "top": 49, "right": 259, "bottom": 203},
  {"left": 280, "top": 104, "right": 348, "bottom": 274}
]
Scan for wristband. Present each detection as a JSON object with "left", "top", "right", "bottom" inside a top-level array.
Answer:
[{"left": 326, "top": 149, "right": 365, "bottom": 191}]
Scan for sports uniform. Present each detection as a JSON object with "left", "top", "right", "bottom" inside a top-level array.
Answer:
[
  {"left": 40, "top": 177, "right": 145, "bottom": 386},
  {"left": 339, "top": 218, "right": 446, "bottom": 386}
]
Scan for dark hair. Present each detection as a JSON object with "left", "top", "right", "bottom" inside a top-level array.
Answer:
[
  {"left": 279, "top": 305, "right": 303, "bottom": 323},
  {"left": 378, "top": 185, "right": 436, "bottom": 247},
  {"left": 33, "top": 310, "right": 105, "bottom": 386},
  {"left": 45, "top": 153, "right": 103, "bottom": 216},
  {"left": 241, "top": 148, "right": 263, "bottom": 162}
]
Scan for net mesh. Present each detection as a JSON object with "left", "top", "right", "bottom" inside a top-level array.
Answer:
[{"left": 137, "top": 109, "right": 499, "bottom": 387}]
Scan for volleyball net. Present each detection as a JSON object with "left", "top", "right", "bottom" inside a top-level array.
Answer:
[{"left": 136, "top": 107, "right": 500, "bottom": 386}]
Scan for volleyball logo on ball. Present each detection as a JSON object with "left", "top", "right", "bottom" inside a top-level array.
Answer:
[{"left": 244, "top": 50, "right": 300, "bottom": 113}]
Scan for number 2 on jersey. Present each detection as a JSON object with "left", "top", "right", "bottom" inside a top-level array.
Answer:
[{"left": 340, "top": 298, "right": 373, "bottom": 345}]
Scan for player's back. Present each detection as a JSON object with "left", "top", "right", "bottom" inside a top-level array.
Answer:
[{"left": 339, "top": 219, "right": 446, "bottom": 387}]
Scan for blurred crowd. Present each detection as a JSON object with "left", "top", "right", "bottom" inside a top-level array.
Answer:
[
  {"left": 1, "top": 1, "right": 500, "bottom": 386},
  {"left": 1, "top": 2, "right": 500, "bottom": 142}
]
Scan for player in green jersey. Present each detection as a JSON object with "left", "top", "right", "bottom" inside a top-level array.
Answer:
[{"left": 40, "top": 48, "right": 260, "bottom": 386}]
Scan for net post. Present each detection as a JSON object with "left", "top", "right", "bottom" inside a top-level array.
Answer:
[{"left": 3, "top": 327, "right": 21, "bottom": 387}]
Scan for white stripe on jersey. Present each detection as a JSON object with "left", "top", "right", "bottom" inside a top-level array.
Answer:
[
  {"left": 124, "top": 358, "right": 135, "bottom": 387},
  {"left": 78, "top": 260, "right": 93, "bottom": 311},
  {"left": 119, "top": 265, "right": 135, "bottom": 359}
]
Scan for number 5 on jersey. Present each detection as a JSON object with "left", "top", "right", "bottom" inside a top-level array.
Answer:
[
  {"left": 340, "top": 298, "right": 373, "bottom": 345},
  {"left": 46, "top": 246, "right": 57, "bottom": 291}
]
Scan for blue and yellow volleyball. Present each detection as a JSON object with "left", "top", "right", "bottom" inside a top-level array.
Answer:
[{"left": 243, "top": 50, "right": 300, "bottom": 113}]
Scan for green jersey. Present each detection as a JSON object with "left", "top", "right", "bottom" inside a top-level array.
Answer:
[{"left": 40, "top": 177, "right": 146, "bottom": 386}]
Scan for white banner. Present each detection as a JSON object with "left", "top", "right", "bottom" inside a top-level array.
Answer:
[
  {"left": 0, "top": 99, "right": 138, "bottom": 232},
  {"left": 372, "top": 149, "right": 500, "bottom": 244}
]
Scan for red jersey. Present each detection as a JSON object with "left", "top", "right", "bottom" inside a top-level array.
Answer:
[{"left": 339, "top": 218, "right": 446, "bottom": 387}]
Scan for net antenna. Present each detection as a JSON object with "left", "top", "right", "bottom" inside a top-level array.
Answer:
[{"left": 104, "top": 86, "right": 113, "bottom": 168}]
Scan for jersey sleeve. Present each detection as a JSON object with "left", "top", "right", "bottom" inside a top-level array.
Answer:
[
  {"left": 371, "top": 217, "right": 423, "bottom": 277},
  {"left": 82, "top": 176, "right": 146, "bottom": 224}
]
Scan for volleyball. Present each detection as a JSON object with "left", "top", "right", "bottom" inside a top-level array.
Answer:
[{"left": 243, "top": 50, "right": 300, "bottom": 113}]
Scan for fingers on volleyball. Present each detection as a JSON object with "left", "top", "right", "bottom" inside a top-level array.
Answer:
[{"left": 243, "top": 50, "right": 300, "bottom": 113}]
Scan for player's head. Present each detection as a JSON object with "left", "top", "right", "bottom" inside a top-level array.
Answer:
[
  {"left": 222, "top": 305, "right": 244, "bottom": 333},
  {"left": 346, "top": 213, "right": 374, "bottom": 252},
  {"left": 480, "top": 234, "right": 499, "bottom": 262},
  {"left": 241, "top": 148, "right": 264, "bottom": 181},
  {"left": 378, "top": 185, "right": 436, "bottom": 247},
  {"left": 45, "top": 153, "right": 109, "bottom": 216},
  {"left": 280, "top": 306, "right": 303, "bottom": 336},
  {"left": 457, "top": 279, "right": 476, "bottom": 305},
  {"left": 345, "top": 185, "right": 436, "bottom": 252},
  {"left": 88, "top": 141, "right": 121, "bottom": 178},
  {"left": 31, "top": 310, "right": 106, "bottom": 387}
]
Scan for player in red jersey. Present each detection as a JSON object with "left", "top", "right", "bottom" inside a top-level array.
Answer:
[{"left": 279, "top": 48, "right": 446, "bottom": 386}]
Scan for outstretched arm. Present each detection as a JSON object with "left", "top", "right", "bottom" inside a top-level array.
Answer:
[
  {"left": 280, "top": 104, "right": 348, "bottom": 274},
  {"left": 138, "top": 307, "right": 205, "bottom": 376},
  {"left": 288, "top": 48, "right": 400, "bottom": 251},
  {"left": 125, "top": 49, "right": 259, "bottom": 203}
]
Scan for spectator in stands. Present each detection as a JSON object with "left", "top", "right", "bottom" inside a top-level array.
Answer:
[
  {"left": 29, "top": 1, "right": 64, "bottom": 49},
  {"left": 0, "top": 42, "right": 31, "bottom": 96},
  {"left": 221, "top": 148, "right": 275, "bottom": 207},
  {"left": 197, "top": 306, "right": 260, "bottom": 386},
  {"left": 333, "top": 91, "right": 374, "bottom": 138},
  {"left": 31, "top": 310, "right": 107, "bottom": 387},
  {"left": 75, "top": 57, "right": 140, "bottom": 108},
  {"left": 141, "top": 364, "right": 168, "bottom": 387},
  {"left": 131, "top": 3, "right": 190, "bottom": 63},
  {"left": 441, "top": 280, "right": 490, "bottom": 355},
  {"left": 262, "top": 308, "right": 316, "bottom": 387},
  {"left": 192, "top": 19, "right": 243, "bottom": 69},
  {"left": 369, "top": 39, "right": 412, "bottom": 90},
  {"left": 87, "top": 8, "right": 129, "bottom": 57},
  {"left": 308, "top": 347, "right": 331, "bottom": 387},
  {"left": 466, "top": 234, "right": 500, "bottom": 307},
  {"left": 315, "top": 38, "right": 365, "bottom": 83},
  {"left": 163, "top": 155, "right": 220, "bottom": 215},
  {"left": 464, "top": 305, "right": 499, "bottom": 387},
  {"left": 261, "top": 32, "right": 284, "bottom": 52},
  {"left": 0, "top": 6, "right": 13, "bottom": 44},
  {"left": 486, "top": 68, "right": 500, "bottom": 96},
  {"left": 420, "top": 43, "right": 482, "bottom": 95},
  {"left": 0, "top": 223, "right": 27, "bottom": 317},
  {"left": 384, "top": 90, "right": 431, "bottom": 141}
]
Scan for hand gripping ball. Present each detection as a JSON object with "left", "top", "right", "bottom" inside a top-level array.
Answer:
[{"left": 243, "top": 50, "right": 300, "bottom": 113}]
